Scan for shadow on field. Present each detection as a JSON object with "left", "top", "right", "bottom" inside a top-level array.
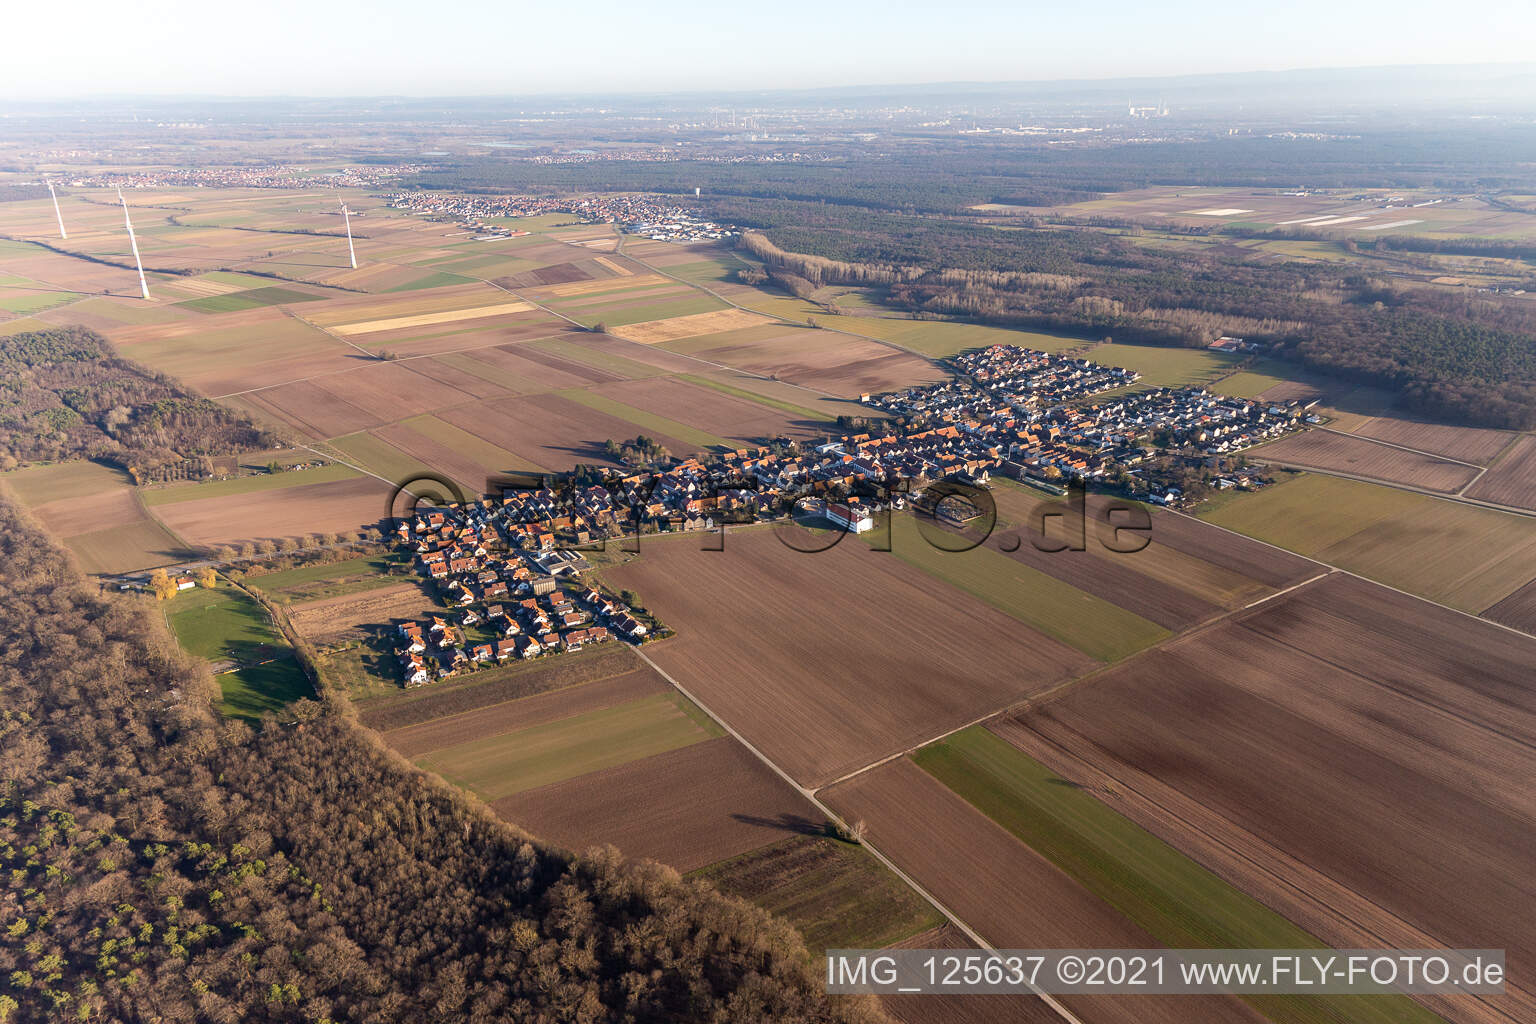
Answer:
[{"left": 729, "top": 812, "right": 824, "bottom": 836}]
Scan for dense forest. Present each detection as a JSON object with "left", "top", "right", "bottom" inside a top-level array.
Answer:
[
  {"left": 734, "top": 221, "right": 1536, "bottom": 429},
  {"left": 406, "top": 126, "right": 1536, "bottom": 213},
  {"left": 0, "top": 494, "right": 882, "bottom": 1023},
  {"left": 0, "top": 326, "right": 274, "bottom": 477}
]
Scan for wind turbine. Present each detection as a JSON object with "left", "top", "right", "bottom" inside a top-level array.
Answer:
[
  {"left": 117, "top": 188, "right": 151, "bottom": 300},
  {"left": 340, "top": 200, "right": 357, "bottom": 269},
  {"left": 47, "top": 180, "right": 67, "bottom": 239}
]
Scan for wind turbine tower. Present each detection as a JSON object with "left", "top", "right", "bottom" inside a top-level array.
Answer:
[
  {"left": 340, "top": 200, "right": 357, "bottom": 269},
  {"left": 117, "top": 188, "right": 151, "bottom": 300},
  {"left": 47, "top": 181, "right": 67, "bottom": 239}
]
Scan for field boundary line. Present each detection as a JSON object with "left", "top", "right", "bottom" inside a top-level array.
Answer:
[
  {"left": 1173, "top": 508, "right": 1536, "bottom": 643},
  {"left": 1314, "top": 425, "right": 1485, "bottom": 468},
  {"left": 629, "top": 644, "right": 1085, "bottom": 1024}
]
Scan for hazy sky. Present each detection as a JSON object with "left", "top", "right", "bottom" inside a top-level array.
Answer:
[{"left": 6, "top": 0, "right": 1536, "bottom": 97}]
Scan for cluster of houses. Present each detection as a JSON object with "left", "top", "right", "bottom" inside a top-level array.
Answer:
[
  {"left": 385, "top": 191, "right": 735, "bottom": 241},
  {"left": 392, "top": 507, "right": 651, "bottom": 686},
  {"left": 862, "top": 345, "right": 1304, "bottom": 493},
  {"left": 383, "top": 341, "right": 1308, "bottom": 684}
]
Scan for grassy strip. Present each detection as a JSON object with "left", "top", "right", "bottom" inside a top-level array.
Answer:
[
  {"left": 692, "top": 834, "right": 943, "bottom": 952},
  {"left": 915, "top": 728, "right": 1442, "bottom": 1024},
  {"left": 141, "top": 462, "right": 361, "bottom": 506},
  {"left": 879, "top": 513, "right": 1168, "bottom": 662},
  {"left": 677, "top": 373, "right": 829, "bottom": 423}
]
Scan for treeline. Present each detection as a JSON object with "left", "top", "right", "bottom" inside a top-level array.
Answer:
[
  {"left": 0, "top": 325, "right": 275, "bottom": 476},
  {"left": 736, "top": 223, "right": 1536, "bottom": 429},
  {"left": 408, "top": 124, "right": 1536, "bottom": 214},
  {"left": 0, "top": 493, "right": 883, "bottom": 1023}
]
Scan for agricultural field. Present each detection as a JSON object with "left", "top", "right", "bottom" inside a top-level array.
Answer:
[
  {"left": 907, "top": 726, "right": 1436, "bottom": 1024},
  {"left": 658, "top": 321, "right": 946, "bottom": 397},
  {"left": 1465, "top": 433, "right": 1536, "bottom": 511},
  {"left": 282, "top": 581, "right": 442, "bottom": 646},
  {"left": 1252, "top": 428, "right": 1481, "bottom": 493},
  {"left": 1345, "top": 416, "right": 1516, "bottom": 465},
  {"left": 604, "top": 529, "right": 1094, "bottom": 787},
  {"left": 1012, "top": 186, "right": 1536, "bottom": 241},
  {"left": 241, "top": 553, "right": 407, "bottom": 603},
  {"left": 994, "top": 573, "right": 1536, "bottom": 1024},
  {"left": 1200, "top": 472, "right": 1536, "bottom": 614},
  {"left": 1085, "top": 341, "right": 1242, "bottom": 389},
  {"left": 822, "top": 757, "right": 1262, "bottom": 1024},
  {"left": 148, "top": 474, "right": 392, "bottom": 548},
  {"left": 0, "top": 460, "right": 187, "bottom": 573},
  {"left": 690, "top": 834, "right": 943, "bottom": 951},
  {"left": 413, "top": 690, "right": 724, "bottom": 800}
]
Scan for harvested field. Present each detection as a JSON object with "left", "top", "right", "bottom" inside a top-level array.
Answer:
[
  {"left": 31, "top": 486, "right": 143, "bottom": 536},
  {"left": 605, "top": 529, "right": 1094, "bottom": 786},
  {"left": 589, "top": 376, "right": 824, "bottom": 441},
  {"left": 1202, "top": 473, "right": 1536, "bottom": 613},
  {"left": 1349, "top": 416, "right": 1516, "bottom": 465},
  {"left": 369, "top": 418, "right": 533, "bottom": 492},
  {"left": 823, "top": 759, "right": 1261, "bottom": 1024},
  {"left": 150, "top": 475, "right": 390, "bottom": 546},
  {"left": 1149, "top": 509, "right": 1319, "bottom": 589},
  {"left": 359, "top": 644, "right": 640, "bottom": 731},
  {"left": 879, "top": 926, "right": 1066, "bottom": 1024},
  {"left": 998, "top": 572, "right": 1536, "bottom": 1024},
  {"left": 691, "top": 835, "right": 942, "bottom": 952},
  {"left": 670, "top": 324, "right": 945, "bottom": 398},
  {"left": 610, "top": 307, "right": 773, "bottom": 343},
  {"left": 494, "top": 736, "right": 821, "bottom": 872},
  {"left": 284, "top": 581, "right": 440, "bottom": 644},
  {"left": 1254, "top": 429, "right": 1479, "bottom": 492},
  {"left": 414, "top": 691, "right": 722, "bottom": 800},
  {"left": 537, "top": 273, "right": 670, "bottom": 298},
  {"left": 439, "top": 393, "right": 698, "bottom": 471},
  {"left": 64, "top": 520, "right": 187, "bottom": 574},
  {"left": 384, "top": 664, "right": 670, "bottom": 759},
  {"left": 1465, "top": 433, "right": 1536, "bottom": 511},
  {"left": 110, "top": 307, "right": 365, "bottom": 396},
  {"left": 1481, "top": 577, "right": 1536, "bottom": 633}
]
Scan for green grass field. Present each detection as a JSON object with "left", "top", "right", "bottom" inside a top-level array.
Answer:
[
  {"left": 1200, "top": 473, "right": 1536, "bottom": 612},
  {"left": 328, "top": 431, "right": 438, "bottom": 483},
  {"left": 1089, "top": 342, "right": 1242, "bottom": 388},
  {"left": 217, "top": 655, "right": 313, "bottom": 721},
  {"left": 823, "top": 315, "right": 1087, "bottom": 358},
  {"left": 0, "top": 459, "right": 132, "bottom": 504},
  {"left": 141, "top": 462, "right": 362, "bottom": 505},
  {"left": 525, "top": 338, "right": 670, "bottom": 381},
  {"left": 165, "top": 584, "right": 289, "bottom": 665},
  {"left": 243, "top": 553, "right": 404, "bottom": 603},
  {"left": 1215, "top": 358, "right": 1297, "bottom": 399},
  {"left": 692, "top": 834, "right": 943, "bottom": 952},
  {"left": 915, "top": 727, "right": 1439, "bottom": 1024},
  {"left": 0, "top": 289, "right": 79, "bottom": 315},
  {"left": 555, "top": 388, "right": 734, "bottom": 453},
  {"left": 177, "top": 285, "right": 324, "bottom": 313},
  {"left": 561, "top": 293, "right": 728, "bottom": 329},
  {"left": 384, "top": 270, "right": 476, "bottom": 292},
  {"left": 881, "top": 513, "right": 1169, "bottom": 662},
  {"left": 413, "top": 691, "right": 723, "bottom": 800}
]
